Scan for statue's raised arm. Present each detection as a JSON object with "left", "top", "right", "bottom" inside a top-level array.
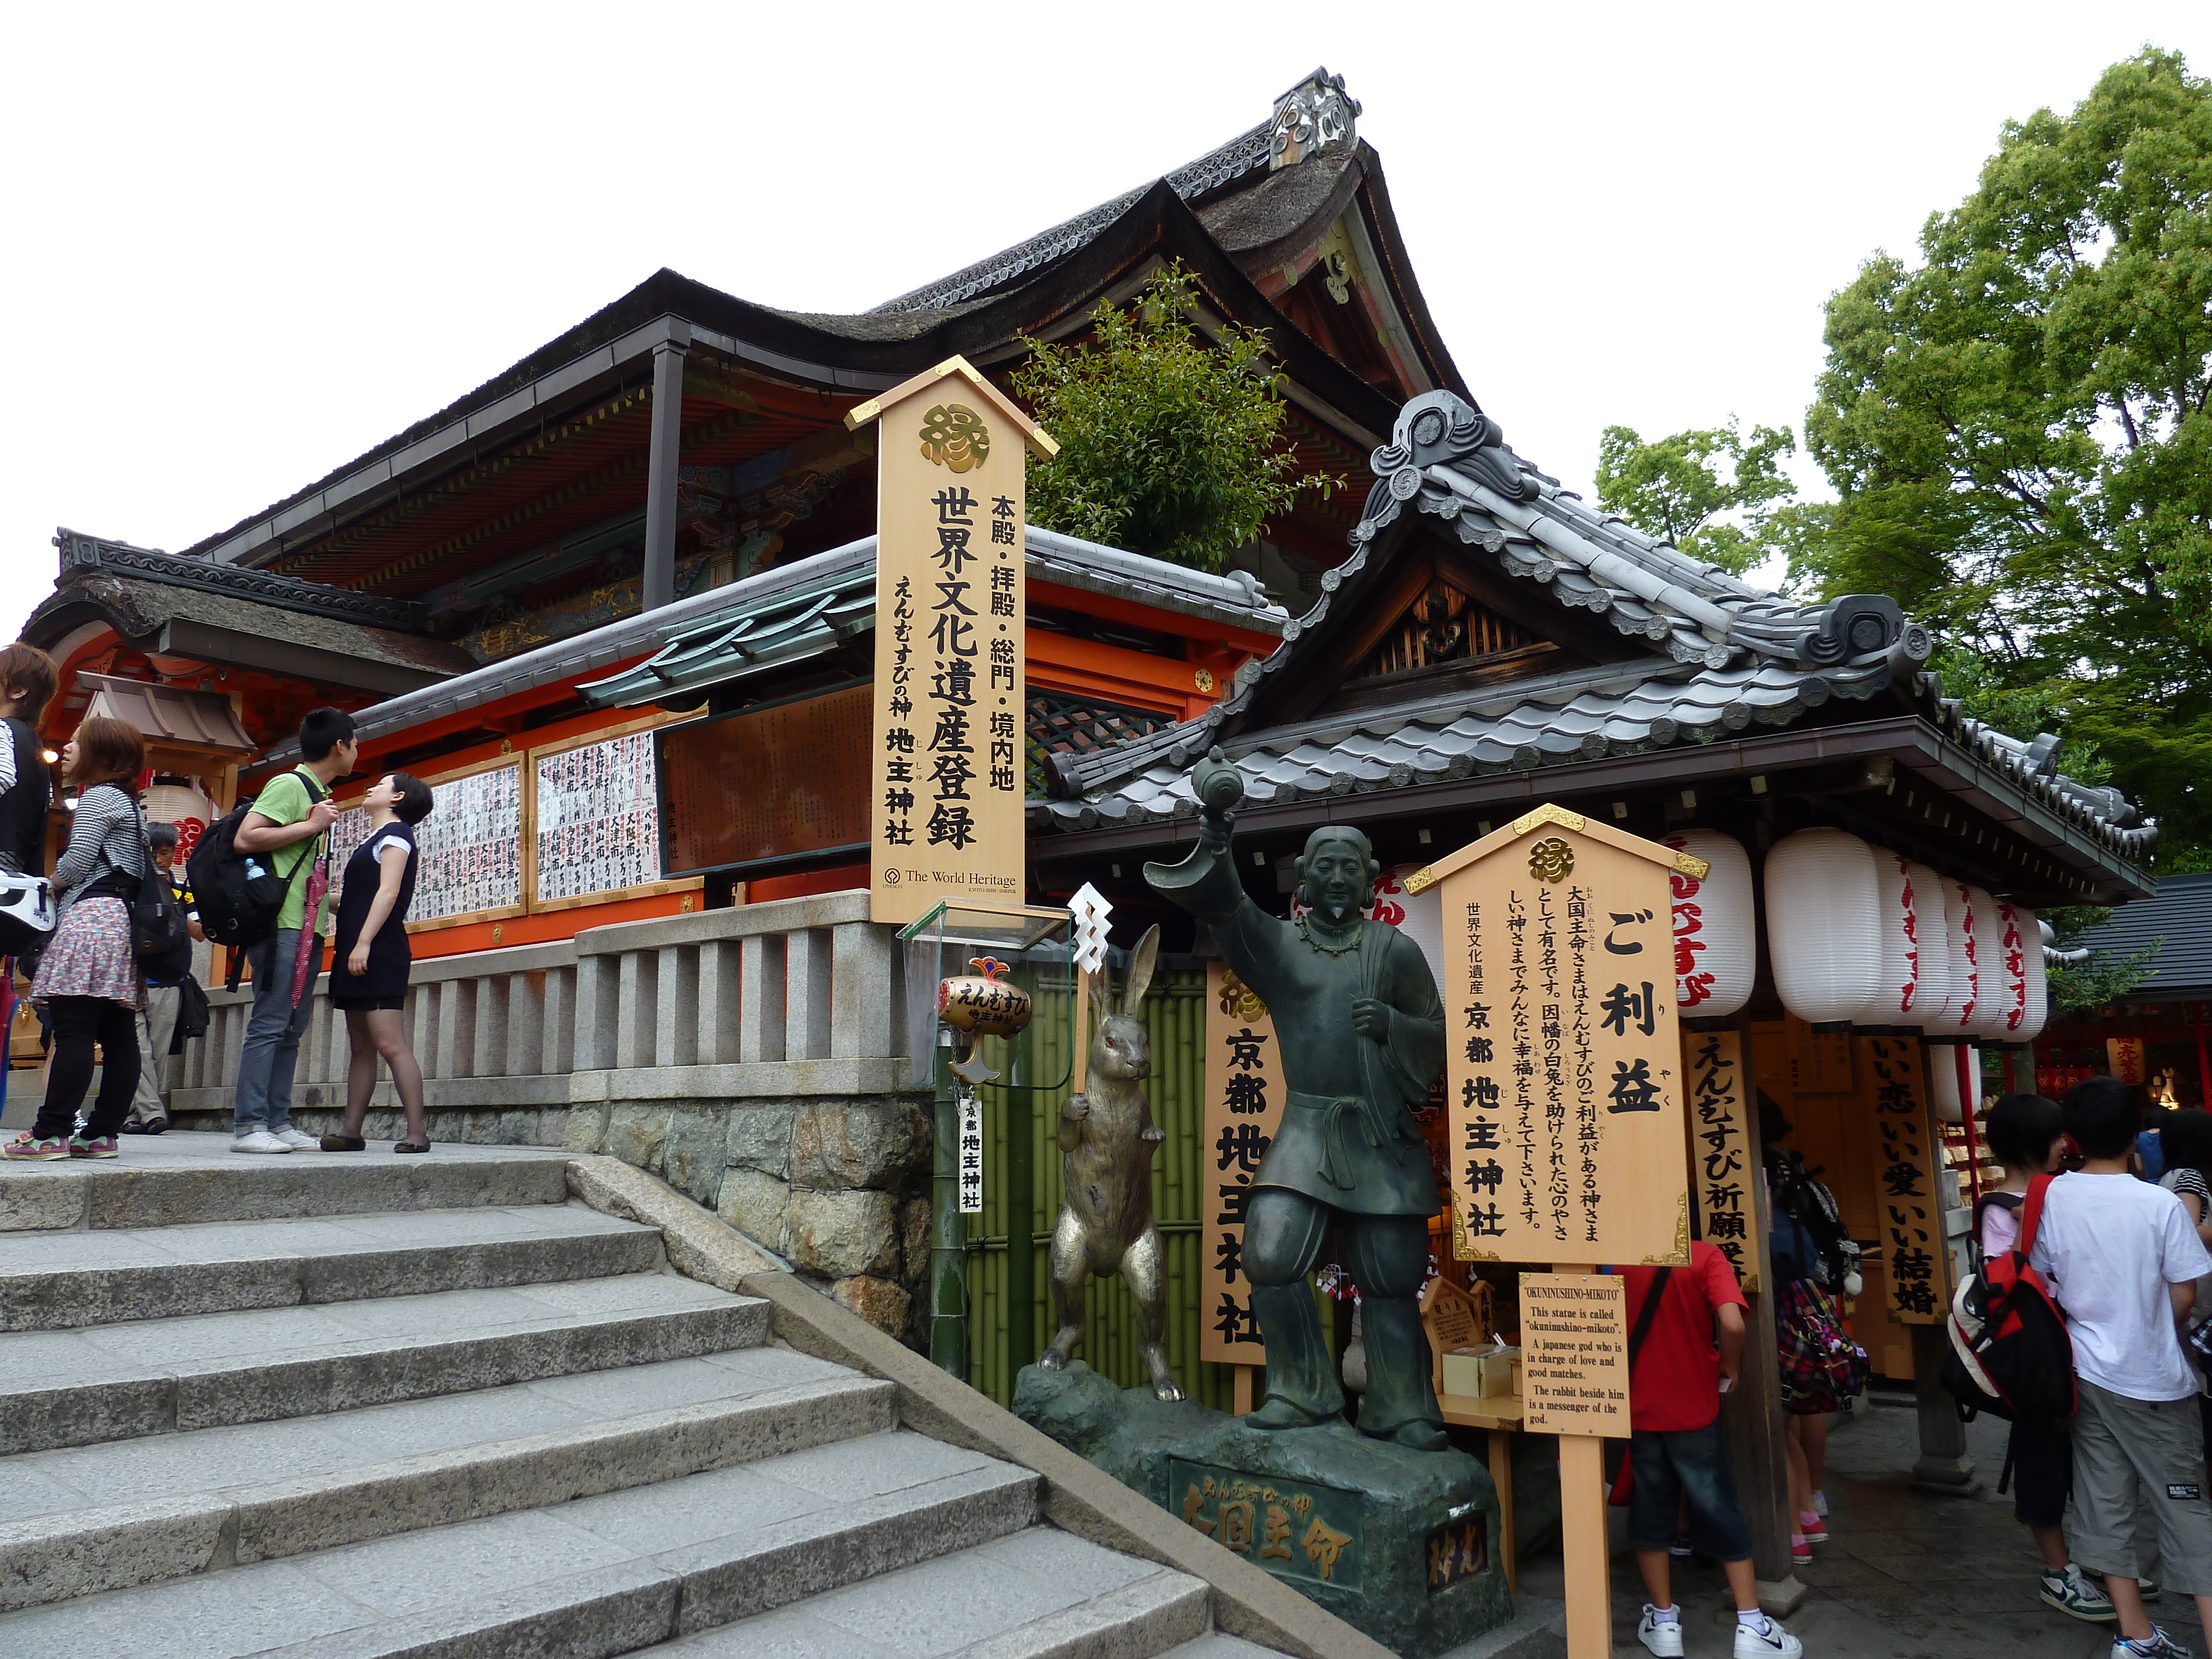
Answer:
[{"left": 1141, "top": 746, "right": 1451, "bottom": 1452}]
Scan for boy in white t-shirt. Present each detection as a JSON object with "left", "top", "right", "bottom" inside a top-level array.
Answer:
[{"left": 2032, "top": 1077, "right": 2212, "bottom": 1659}]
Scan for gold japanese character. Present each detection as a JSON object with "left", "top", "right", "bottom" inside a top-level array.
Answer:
[
  {"left": 919, "top": 403, "right": 991, "bottom": 473},
  {"left": 1181, "top": 1484, "right": 1217, "bottom": 1537},
  {"left": 1303, "top": 1515, "right": 1352, "bottom": 1581},
  {"left": 1218, "top": 1500, "right": 1256, "bottom": 1556},
  {"left": 1261, "top": 1504, "right": 1293, "bottom": 1561},
  {"left": 1528, "top": 837, "right": 1574, "bottom": 883}
]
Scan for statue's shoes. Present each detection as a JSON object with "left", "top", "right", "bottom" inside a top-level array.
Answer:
[
  {"left": 1243, "top": 1397, "right": 1342, "bottom": 1432},
  {"left": 1365, "top": 1419, "right": 1451, "bottom": 1452}
]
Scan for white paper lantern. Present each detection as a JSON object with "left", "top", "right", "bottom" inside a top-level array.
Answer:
[
  {"left": 1907, "top": 863, "right": 1955, "bottom": 1034},
  {"left": 144, "top": 779, "right": 215, "bottom": 859},
  {"left": 1928, "top": 1039, "right": 1967, "bottom": 1123},
  {"left": 1764, "top": 828, "right": 1882, "bottom": 1026},
  {"left": 2018, "top": 910, "right": 2050, "bottom": 1042},
  {"left": 1939, "top": 878, "right": 1983, "bottom": 1040},
  {"left": 1966, "top": 888, "right": 2013, "bottom": 1040},
  {"left": 1664, "top": 831, "right": 1756, "bottom": 1018},
  {"left": 1991, "top": 900, "right": 2042, "bottom": 1042},
  {"left": 1860, "top": 848, "right": 1924, "bottom": 1026}
]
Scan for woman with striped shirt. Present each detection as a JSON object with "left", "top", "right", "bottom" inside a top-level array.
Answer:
[{"left": 4, "top": 717, "right": 148, "bottom": 1160}]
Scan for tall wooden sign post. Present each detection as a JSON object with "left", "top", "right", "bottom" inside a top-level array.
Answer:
[
  {"left": 1407, "top": 803, "right": 1705, "bottom": 1659},
  {"left": 846, "top": 357, "right": 1057, "bottom": 926}
]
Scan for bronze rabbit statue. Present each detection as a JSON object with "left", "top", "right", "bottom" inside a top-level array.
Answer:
[{"left": 1039, "top": 923, "right": 1185, "bottom": 1402}]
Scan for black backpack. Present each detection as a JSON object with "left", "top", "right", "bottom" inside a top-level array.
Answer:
[
  {"left": 187, "top": 771, "right": 327, "bottom": 958},
  {"left": 1770, "top": 1151, "right": 1858, "bottom": 1292},
  {"left": 1940, "top": 1176, "right": 2076, "bottom": 1422},
  {"left": 124, "top": 804, "right": 194, "bottom": 987}
]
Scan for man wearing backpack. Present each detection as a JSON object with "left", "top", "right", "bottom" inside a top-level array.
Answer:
[
  {"left": 1618, "top": 1240, "right": 1802, "bottom": 1659},
  {"left": 228, "top": 708, "right": 355, "bottom": 1154},
  {"left": 2032, "top": 1076, "right": 2212, "bottom": 1659}
]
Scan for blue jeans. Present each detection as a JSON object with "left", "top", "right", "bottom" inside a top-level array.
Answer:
[
  {"left": 233, "top": 928, "right": 314, "bottom": 1131},
  {"left": 1629, "top": 1417, "right": 1754, "bottom": 1561}
]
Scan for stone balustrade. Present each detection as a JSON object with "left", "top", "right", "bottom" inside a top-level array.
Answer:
[{"left": 167, "top": 890, "right": 932, "bottom": 1339}]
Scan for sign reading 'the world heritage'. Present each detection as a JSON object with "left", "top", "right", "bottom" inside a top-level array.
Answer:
[
  {"left": 845, "top": 358, "right": 1056, "bottom": 926},
  {"left": 1409, "top": 805, "right": 1704, "bottom": 1267}
]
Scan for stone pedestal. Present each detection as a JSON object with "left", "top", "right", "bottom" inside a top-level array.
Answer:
[{"left": 1015, "top": 1362, "right": 1511, "bottom": 1658}]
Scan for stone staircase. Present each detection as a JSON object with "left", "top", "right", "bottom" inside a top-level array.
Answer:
[{"left": 0, "top": 1136, "right": 1297, "bottom": 1659}]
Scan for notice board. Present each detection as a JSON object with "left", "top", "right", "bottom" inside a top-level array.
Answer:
[
  {"left": 1411, "top": 804, "right": 1701, "bottom": 1267},
  {"left": 658, "top": 683, "right": 871, "bottom": 877}
]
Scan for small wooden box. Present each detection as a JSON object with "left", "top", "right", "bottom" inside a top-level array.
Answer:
[{"left": 1440, "top": 1346, "right": 1484, "bottom": 1399}]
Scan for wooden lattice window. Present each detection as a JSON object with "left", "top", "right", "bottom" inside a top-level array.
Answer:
[
  {"left": 1026, "top": 692, "right": 1178, "bottom": 795},
  {"left": 1355, "top": 580, "right": 1536, "bottom": 680}
]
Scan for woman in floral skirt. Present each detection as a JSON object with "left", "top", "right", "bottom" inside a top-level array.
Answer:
[{"left": 4, "top": 717, "right": 148, "bottom": 1160}]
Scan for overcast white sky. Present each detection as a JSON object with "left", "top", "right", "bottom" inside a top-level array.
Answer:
[{"left": 4, "top": 2, "right": 2206, "bottom": 644}]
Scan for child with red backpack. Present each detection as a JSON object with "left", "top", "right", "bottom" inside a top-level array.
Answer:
[
  {"left": 1975, "top": 1093, "right": 2114, "bottom": 1624},
  {"left": 2032, "top": 1078, "right": 2212, "bottom": 1659}
]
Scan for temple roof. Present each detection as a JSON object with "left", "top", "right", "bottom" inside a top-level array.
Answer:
[
  {"left": 1030, "top": 390, "right": 2154, "bottom": 893},
  {"left": 25, "top": 530, "right": 471, "bottom": 698},
  {"left": 2073, "top": 873, "right": 2212, "bottom": 1001}
]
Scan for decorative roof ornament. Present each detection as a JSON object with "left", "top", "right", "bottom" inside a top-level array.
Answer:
[{"left": 1269, "top": 68, "right": 1360, "bottom": 172}]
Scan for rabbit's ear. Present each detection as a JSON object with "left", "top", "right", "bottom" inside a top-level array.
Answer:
[
  {"left": 1084, "top": 961, "right": 1110, "bottom": 1030},
  {"left": 1121, "top": 925, "right": 1161, "bottom": 1013}
]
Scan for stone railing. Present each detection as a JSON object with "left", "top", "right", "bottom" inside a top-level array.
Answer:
[
  {"left": 174, "top": 889, "right": 907, "bottom": 1122},
  {"left": 168, "top": 890, "right": 932, "bottom": 1339}
]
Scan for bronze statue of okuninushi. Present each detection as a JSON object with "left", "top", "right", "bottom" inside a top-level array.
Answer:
[
  {"left": 1149, "top": 747, "right": 1450, "bottom": 1449},
  {"left": 1039, "top": 924, "right": 1186, "bottom": 1402}
]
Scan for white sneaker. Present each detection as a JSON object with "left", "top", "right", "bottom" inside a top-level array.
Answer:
[
  {"left": 1735, "top": 1614, "right": 1804, "bottom": 1659},
  {"left": 232, "top": 1129, "right": 291, "bottom": 1154},
  {"left": 270, "top": 1126, "right": 321, "bottom": 1151},
  {"left": 2112, "top": 1627, "right": 2192, "bottom": 1659},
  {"left": 1637, "top": 1606, "right": 1685, "bottom": 1658}
]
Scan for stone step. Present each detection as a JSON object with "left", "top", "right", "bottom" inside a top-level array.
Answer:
[
  {"left": 643, "top": 1526, "right": 1219, "bottom": 1658},
  {"left": 0, "top": 1135, "right": 573, "bottom": 1234},
  {"left": 0, "top": 1271, "right": 765, "bottom": 1455},
  {"left": 0, "top": 1348, "right": 893, "bottom": 1611},
  {"left": 0, "top": 1201, "right": 664, "bottom": 1331},
  {"left": 0, "top": 1431, "right": 1040, "bottom": 1658}
]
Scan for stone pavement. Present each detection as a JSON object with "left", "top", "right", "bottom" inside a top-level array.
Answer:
[{"left": 1503, "top": 1387, "right": 2199, "bottom": 1659}]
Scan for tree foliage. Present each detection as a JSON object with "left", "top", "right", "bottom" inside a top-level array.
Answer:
[
  {"left": 1011, "top": 264, "right": 1342, "bottom": 573},
  {"left": 1796, "top": 48, "right": 2212, "bottom": 864},
  {"left": 1593, "top": 419, "right": 1798, "bottom": 575}
]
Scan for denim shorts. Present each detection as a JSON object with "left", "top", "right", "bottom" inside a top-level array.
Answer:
[{"left": 1629, "top": 1417, "right": 1754, "bottom": 1562}]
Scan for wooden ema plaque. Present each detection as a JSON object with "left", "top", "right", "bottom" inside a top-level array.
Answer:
[
  {"left": 1199, "top": 962, "right": 1283, "bottom": 1365},
  {"left": 1420, "top": 1276, "right": 1482, "bottom": 1400},
  {"left": 1408, "top": 804, "right": 1699, "bottom": 1268},
  {"left": 845, "top": 358, "right": 1055, "bottom": 925},
  {"left": 659, "top": 686, "right": 871, "bottom": 875}
]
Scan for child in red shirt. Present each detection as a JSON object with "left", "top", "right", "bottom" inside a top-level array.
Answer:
[{"left": 1616, "top": 1241, "right": 1801, "bottom": 1659}]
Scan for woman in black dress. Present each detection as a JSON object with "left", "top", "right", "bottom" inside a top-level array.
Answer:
[{"left": 319, "top": 773, "right": 434, "bottom": 1153}]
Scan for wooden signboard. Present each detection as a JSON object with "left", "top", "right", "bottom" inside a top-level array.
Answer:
[
  {"left": 845, "top": 357, "right": 1056, "bottom": 925},
  {"left": 1517, "top": 1271, "right": 1629, "bottom": 1434},
  {"left": 1863, "top": 1034, "right": 1948, "bottom": 1323},
  {"left": 1421, "top": 1275, "right": 1482, "bottom": 1400},
  {"left": 1410, "top": 803, "right": 1700, "bottom": 1267},
  {"left": 658, "top": 684, "right": 872, "bottom": 877},
  {"left": 1686, "top": 1029, "right": 1760, "bottom": 1293},
  {"left": 1200, "top": 962, "right": 1283, "bottom": 1365}
]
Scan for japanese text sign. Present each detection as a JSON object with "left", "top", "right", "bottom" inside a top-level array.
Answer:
[
  {"left": 1864, "top": 1034, "right": 1945, "bottom": 1323},
  {"left": 1170, "top": 1463, "right": 1360, "bottom": 1589},
  {"left": 1687, "top": 1030, "right": 1760, "bottom": 1292},
  {"left": 1517, "top": 1271, "right": 1629, "bottom": 1436},
  {"left": 1201, "top": 962, "right": 1282, "bottom": 1364},
  {"left": 846, "top": 358, "right": 1056, "bottom": 925},
  {"left": 956, "top": 1083, "right": 984, "bottom": 1215},
  {"left": 1411, "top": 805, "right": 1700, "bottom": 1266}
]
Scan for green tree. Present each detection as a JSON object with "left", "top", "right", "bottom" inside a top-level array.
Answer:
[
  {"left": 1011, "top": 264, "right": 1342, "bottom": 573},
  {"left": 1592, "top": 419, "right": 1797, "bottom": 575},
  {"left": 1798, "top": 47, "right": 2212, "bottom": 865}
]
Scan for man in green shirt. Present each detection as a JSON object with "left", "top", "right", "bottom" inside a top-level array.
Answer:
[{"left": 229, "top": 707, "right": 356, "bottom": 1153}]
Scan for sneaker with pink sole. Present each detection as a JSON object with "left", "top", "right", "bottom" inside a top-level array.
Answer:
[
  {"left": 3, "top": 1133, "right": 69, "bottom": 1160},
  {"left": 67, "top": 1135, "right": 119, "bottom": 1159}
]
